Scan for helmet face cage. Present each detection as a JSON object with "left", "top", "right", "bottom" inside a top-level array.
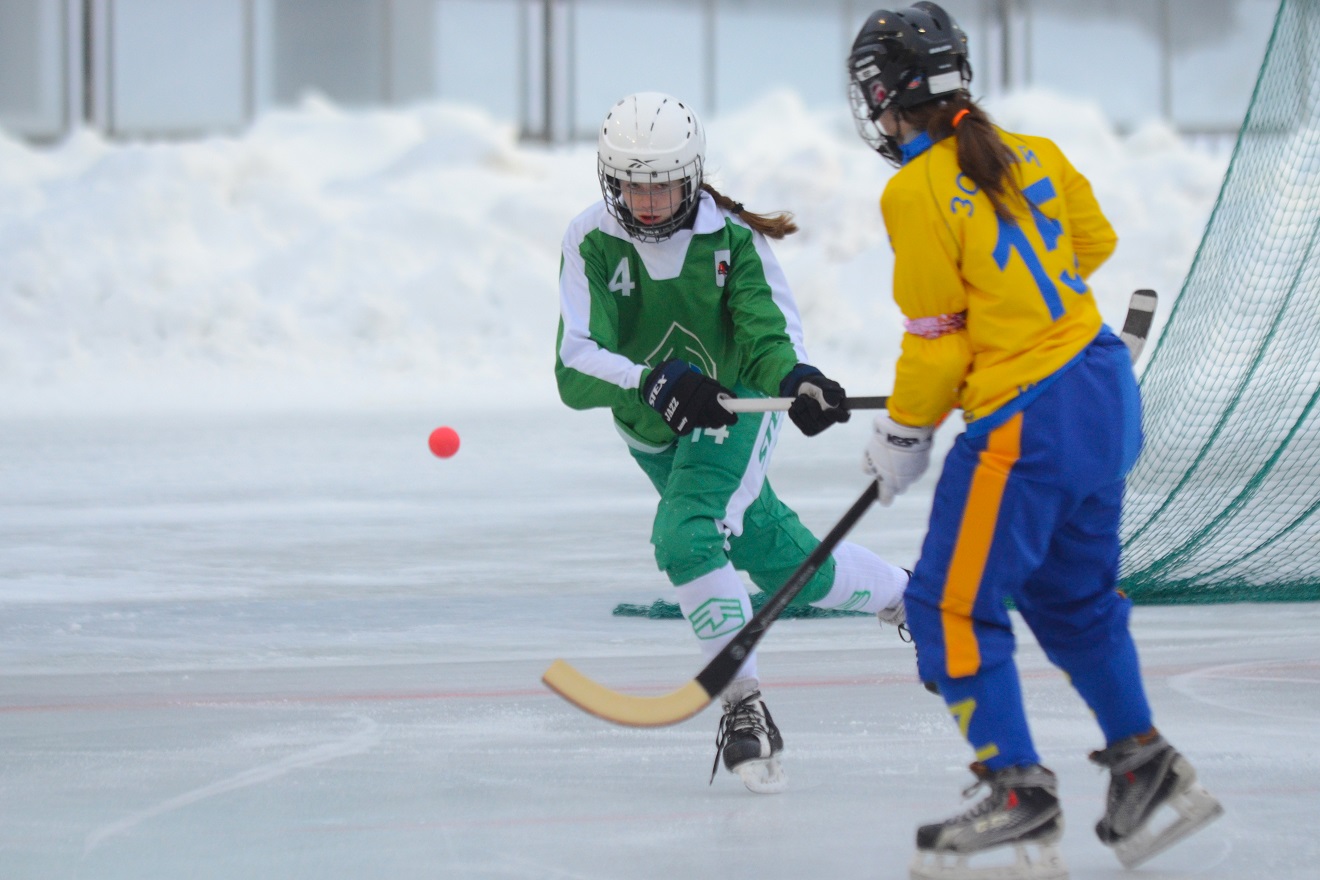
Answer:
[
  {"left": 848, "top": 59, "right": 904, "bottom": 163},
  {"left": 847, "top": 3, "right": 971, "bottom": 163},
  {"left": 597, "top": 93, "right": 705, "bottom": 243},
  {"left": 597, "top": 156, "right": 703, "bottom": 244}
]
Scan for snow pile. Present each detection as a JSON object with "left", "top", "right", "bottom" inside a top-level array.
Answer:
[{"left": 0, "top": 89, "right": 1228, "bottom": 413}]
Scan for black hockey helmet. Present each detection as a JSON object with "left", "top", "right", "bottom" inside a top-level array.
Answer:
[{"left": 847, "top": 3, "right": 971, "bottom": 159}]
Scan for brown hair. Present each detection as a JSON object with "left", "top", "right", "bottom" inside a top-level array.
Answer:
[
  {"left": 903, "top": 95, "right": 1022, "bottom": 220},
  {"left": 701, "top": 183, "right": 799, "bottom": 239}
]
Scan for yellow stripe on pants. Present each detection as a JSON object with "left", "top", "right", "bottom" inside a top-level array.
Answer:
[{"left": 941, "top": 413, "right": 1023, "bottom": 678}]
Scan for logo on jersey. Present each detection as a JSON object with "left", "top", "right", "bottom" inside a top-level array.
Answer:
[
  {"left": 646, "top": 323, "right": 719, "bottom": 380},
  {"left": 714, "top": 249, "right": 731, "bottom": 288}
]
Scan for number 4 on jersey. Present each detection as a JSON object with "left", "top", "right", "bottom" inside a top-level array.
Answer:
[{"left": 609, "top": 257, "right": 635, "bottom": 297}]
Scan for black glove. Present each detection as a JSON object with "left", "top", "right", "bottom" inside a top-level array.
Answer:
[
  {"left": 780, "top": 363, "right": 851, "bottom": 437},
  {"left": 641, "top": 358, "right": 739, "bottom": 436}
]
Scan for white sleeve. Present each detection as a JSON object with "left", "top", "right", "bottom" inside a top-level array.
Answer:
[{"left": 558, "top": 223, "right": 647, "bottom": 390}]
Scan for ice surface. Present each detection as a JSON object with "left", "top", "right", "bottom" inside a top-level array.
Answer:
[{"left": 3, "top": 405, "right": 1318, "bottom": 879}]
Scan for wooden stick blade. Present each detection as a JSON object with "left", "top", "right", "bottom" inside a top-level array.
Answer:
[
  {"left": 541, "top": 659, "right": 715, "bottom": 727},
  {"left": 542, "top": 484, "right": 877, "bottom": 729}
]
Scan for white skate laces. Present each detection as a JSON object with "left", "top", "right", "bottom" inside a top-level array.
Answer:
[{"left": 710, "top": 682, "right": 785, "bottom": 794}]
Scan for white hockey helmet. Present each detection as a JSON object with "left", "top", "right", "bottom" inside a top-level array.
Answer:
[{"left": 597, "top": 92, "right": 705, "bottom": 242}]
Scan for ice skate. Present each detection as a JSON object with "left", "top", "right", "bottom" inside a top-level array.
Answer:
[
  {"left": 878, "top": 576, "right": 939, "bottom": 694},
  {"left": 910, "top": 763, "right": 1067, "bottom": 880},
  {"left": 877, "top": 593, "right": 907, "bottom": 629},
  {"left": 1089, "top": 729, "right": 1223, "bottom": 869},
  {"left": 877, "top": 568, "right": 911, "bottom": 630},
  {"left": 709, "top": 679, "right": 785, "bottom": 794}
]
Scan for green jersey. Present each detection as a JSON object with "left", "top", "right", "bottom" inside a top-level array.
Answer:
[{"left": 556, "top": 192, "right": 809, "bottom": 448}]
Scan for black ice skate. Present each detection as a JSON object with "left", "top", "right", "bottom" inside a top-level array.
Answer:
[
  {"left": 877, "top": 578, "right": 939, "bottom": 695},
  {"left": 877, "top": 593, "right": 907, "bottom": 629},
  {"left": 878, "top": 568, "right": 912, "bottom": 632},
  {"left": 910, "top": 763, "right": 1066, "bottom": 880},
  {"left": 709, "top": 679, "right": 784, "bottom": 794},
  {"left": 1089, "top": 729, "right": 1223, "bottom": 869}
]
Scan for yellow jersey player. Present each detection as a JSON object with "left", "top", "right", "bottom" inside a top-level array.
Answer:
[{"left": 845, "top": 4, "right": 1223, "bottom": 878}]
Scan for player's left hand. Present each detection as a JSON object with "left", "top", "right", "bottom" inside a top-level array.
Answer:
[
  {"left": 862, "top": 414, "right": 934, "bottom": 505},
  {"left": 781, "top": 364, "right": 851, "bottom": 436}
]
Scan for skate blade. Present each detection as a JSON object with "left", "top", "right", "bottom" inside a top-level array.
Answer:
[
  {"left": 1113, "top": 783, "right": 1224, "bottom": 869},
  {"left": 909, "top": 841, "right": 1067, "bottom": 880},
  {"left": 734, "top": 755, "right": 786, "bottom": 794}
]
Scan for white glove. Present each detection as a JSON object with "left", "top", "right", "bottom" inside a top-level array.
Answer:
[{"left": 862, "top": 415, "right": 934, "bottom": 506}]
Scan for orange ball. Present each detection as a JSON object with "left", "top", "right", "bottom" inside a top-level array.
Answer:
[{"left": 428, "top": 426, "right": 460, "bottom": 458}]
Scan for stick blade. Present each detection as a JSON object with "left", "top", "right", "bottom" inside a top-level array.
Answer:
[
  {"left": 541, "top": 659, "right": 714, "bottom": 727},
  {"left": 1120, "top": 289, "right": 1158, "bottom": 362}
]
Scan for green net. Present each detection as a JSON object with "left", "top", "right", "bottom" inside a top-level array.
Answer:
[
  {"left": 1119, "top": 0, "right": 1320, "bottom": 603},
  {"left": 619, "top": 0, "right": 1320, "bottom": 618}
]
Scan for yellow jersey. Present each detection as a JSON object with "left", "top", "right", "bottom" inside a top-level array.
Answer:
[{"left": 881, "top": 129, "right": 1117, "bottom": 429}]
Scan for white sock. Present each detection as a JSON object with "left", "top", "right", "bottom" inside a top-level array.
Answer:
[
  {"left": 674, "top": 563, "right": 758, "bottom": 683},
  {"left": 810, "top": 541, "right": 909, "bottom": 615},
  {"left": 723, "top": 676, "right": 761, "bottom": 705}
]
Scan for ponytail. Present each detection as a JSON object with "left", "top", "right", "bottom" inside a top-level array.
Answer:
[
  {"left": 905, "top": 95, "right": 1021, "bottom": 221},
  {"left": 701, "top": 183, "right": 799, "bottom": 239}
]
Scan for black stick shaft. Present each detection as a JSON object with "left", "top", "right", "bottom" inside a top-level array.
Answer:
[{"left": 694, "top": 482, "right": 880, "bottom": 696}]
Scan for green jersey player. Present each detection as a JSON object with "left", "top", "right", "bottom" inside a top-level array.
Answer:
[{"left": 555, "top": 92, "right": 910, "bottom": 793}]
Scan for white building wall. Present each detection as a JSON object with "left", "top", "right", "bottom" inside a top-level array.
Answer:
[{"left": 0, "top": 0, "right": 1284, "bottom": 142}]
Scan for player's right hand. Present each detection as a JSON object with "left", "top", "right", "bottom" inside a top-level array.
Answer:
[{"left": 862, "top": 415, "right": 934, "bottom": 505}]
